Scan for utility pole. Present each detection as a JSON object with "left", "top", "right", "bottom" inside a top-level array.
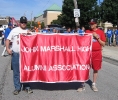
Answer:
[
  {"left": 31, "top": 11, "right": 33, "bottom": 27},
  {"left": 24, "top": 11, "right": 27, "bottom": 17},
  {"left": 73, "top": 0, "right": 79, "bottom": 27}
]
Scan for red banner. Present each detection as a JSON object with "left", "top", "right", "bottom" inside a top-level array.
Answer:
[{"left": 20, "top": 34, "right": 92, "bottom": 83}]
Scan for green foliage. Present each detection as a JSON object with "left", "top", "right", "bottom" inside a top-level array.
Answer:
[
  {"left": 51, "top": 0, "right": 99, "bottom": 28},
  {"left": 26, "top": 22, "right": 31, "bottom": 29},
  {"left": 26, "top": 21, "right": 38, "bottom": 29},
  {"left": 100, "top": 0, "right": 118, "bottom": 27},
  {"left": 61, "top": 0, "right": 75, "bottom": 28},
  {"left": 51, "top": 17, "right": 61, "bottom": 25},
  {"left": 51, "top": 14, "right": 62, "bottom": 26},
  {"left": 41, "top": 22, "right": 45, "bottom": 29},
  {"left": 77, "top": 0, "right": 98, "bottom": 26}
]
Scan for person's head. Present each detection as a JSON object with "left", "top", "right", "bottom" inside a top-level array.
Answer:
[
  {"left": 48, "top": 29, "right": 50, "bottom": 32},
  {"left": 76, "top": 26, "right": 80, "bottom": 31},
  {"left": 56, "top": 29, "right": 60, "bottom": 33},
  {"left": 67, "top": 27, "right": 71, "bottom": 32},
  {"left": 53, "top": 28, "right": 56, "bottom": 33},
  {"left": 44, "top": 27, "right": 46, "bottom": 30},
  {"left": 8, "top": 23, "right": 12, "bottom": 29},
  {"left": 89, "top": 18, "right": 97, "bottom": 30},
  {"left": 81, "top": 26, "right": 85, "bottom": 31},
  {"left": 20, "top": 16, "right": 27, "bottom": 29}
]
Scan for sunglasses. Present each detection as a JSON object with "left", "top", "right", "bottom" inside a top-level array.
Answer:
[{"left": 21, "top": 22, "right": 27, "bottom": 24}]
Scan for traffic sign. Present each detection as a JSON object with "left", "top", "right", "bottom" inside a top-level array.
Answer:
[{"left": 74, "top": 9, "right": 80, "bottom": 17}]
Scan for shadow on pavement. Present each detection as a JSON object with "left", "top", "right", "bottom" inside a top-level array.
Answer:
[
  {"left": 1, "top": 54, "right": 9, "bottom": 57},
  {"left": 28, "top": 79, "right": 92, "bottom": 90},
  {"left": 86, "top": 79, "right": 92, "bottom": 87}
]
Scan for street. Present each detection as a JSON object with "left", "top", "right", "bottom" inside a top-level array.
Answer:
[{"left": 0, "top": 46, "right": 118, "bottom": 100}]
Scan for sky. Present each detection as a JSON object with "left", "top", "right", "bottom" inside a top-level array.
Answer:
[
  {"left": 0, "top": 0, "right": 103, "bottom": 20},
  {"left": 0, "top": 0, "right": 63, "bottom": 20}
]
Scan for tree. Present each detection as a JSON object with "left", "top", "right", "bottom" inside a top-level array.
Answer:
[
  {"left": 55, "top": 0, "right": 98, "bottom": 28},
  {"left": 51, "top": 14, "right": 63, "bottom": 26},
  {"left": 26, "top": 21, "right": 38, "bottom": 29},
  {"left": 77, "top": 0, "right": 99, "bottom": 27},
  {"left": 51, "top": 16, "right": 61, "bottom": 25},
  {"left": 100, "top": 0, "right": 118, "bottom": 27},
  {"left": 41, "top": 22, "right": 45, "bottom": 29}
]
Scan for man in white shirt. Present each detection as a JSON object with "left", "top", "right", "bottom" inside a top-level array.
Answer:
[{"left": 6, "top": 16, "right": 33, "bottom": 95}]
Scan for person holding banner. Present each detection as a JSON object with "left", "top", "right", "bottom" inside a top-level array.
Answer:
[
  {"left": 77, "top": 18, "right": 106, "bottom": 92},
  {"left": 6, "top": 16, "right": 33, "bottom": 95}
]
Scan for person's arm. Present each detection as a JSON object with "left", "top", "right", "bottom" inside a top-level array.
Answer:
[
  {"left": 5, "top": 29, "right": 13, "bottom": 55},
  {"left": 97, "top": 38, "right": 105, "bottom": 47},
  {"left": 6, "top": 39, "right": 12, "bottom": 54},
  {"left": 93, "top": 32, "right": 105, "bottom": 47},
  {"left": 4, "top": 29, "right": 7, "bottom": 40}
]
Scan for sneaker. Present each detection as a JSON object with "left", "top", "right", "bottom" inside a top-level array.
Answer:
[
  {"left": 25, "top": 88, "right": 33, "bottom": 94},
  {"left": 91, "top": 83, "right": 98, "bottom": 92},
  {"left": 77, "top": 85, "right": 85, "bottom": 92},
  {"left": 13, "top": 90, "right": 20, "bottom": 95}
]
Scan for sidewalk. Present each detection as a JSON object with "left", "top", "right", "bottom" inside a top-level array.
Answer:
[{"left": 102, "top": 45, "right": 118, "bottom": 61}]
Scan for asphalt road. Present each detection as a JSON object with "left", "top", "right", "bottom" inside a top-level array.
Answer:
[{"left": 0, "top": 46, "right": 118, "bottom": 100}]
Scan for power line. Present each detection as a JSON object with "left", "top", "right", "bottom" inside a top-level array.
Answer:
[{"left": 37, "top": 0, "right": 51, "bottom": 14}]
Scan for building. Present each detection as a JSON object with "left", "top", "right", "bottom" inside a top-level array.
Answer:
[
  {"left": 104, "top": 22, "right": 114, "bottom": 33},
  {"left": 0, "top": 16, "right": 10, "bottom": 38},
  {"left": 0, "top": 16, "right": 10, "bottom": 31},
  {"left": 34, "top": 14, "right": 44, "bottom": 24},
  {"left": 34, "top": 4, "right": 62, "bottom": 27}
]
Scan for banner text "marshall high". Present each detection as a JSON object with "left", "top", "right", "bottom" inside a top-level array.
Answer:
[{"left": 20, "top": 34, "right": 92, "bottom": 83}]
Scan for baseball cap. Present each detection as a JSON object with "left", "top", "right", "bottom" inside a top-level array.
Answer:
[
  {"left": 8, "top": 23, "right": 12, "bottom": 26},
  {"left": 89, "top": 18, "right": 97, "bottom": 24},
  {"left": 20, "top": 16, "right": 27, "bottom": 23}
]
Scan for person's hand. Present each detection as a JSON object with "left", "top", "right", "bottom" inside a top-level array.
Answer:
[
  {"left": 27, "top": 30, "right": 31, "bottom": 33},
  {"left": 27, "top": 33, "right": 31, "bottom": 35},
  {"left": 93, "top": 32, "right": 99, "bottom": 39},
  {"left": 22, "top": 33, "right": 27, "bottom": 35},
  {"left": 27, "top": 30, "right": 32, "bottom": 35},
  {"left": 6, "top": 49, "right": 12, "bottom": 55}
]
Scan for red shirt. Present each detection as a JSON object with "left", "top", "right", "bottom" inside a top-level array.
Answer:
[{"left": 86, "top": 29, "right": 106, "bottom": 51}]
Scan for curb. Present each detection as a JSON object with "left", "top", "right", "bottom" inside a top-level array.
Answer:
[{"left": 103, "top": 56, "right": 118, "bottom": 62}]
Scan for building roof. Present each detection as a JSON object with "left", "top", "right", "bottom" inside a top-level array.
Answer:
[
  {"left": 37, "top": 13, "right": 43, "bottom": 17},
  {"left": 34, "top": 13, "right": 43, "bottom": 18},
  {"left": 46, "top": 4, "right": 62, "bottom": 11},
  {"left": 35, "top": 4, "right": 62, "bottom": 17},
  {"left": 0, "top": 20, "right": 8, "bottom": 25}
]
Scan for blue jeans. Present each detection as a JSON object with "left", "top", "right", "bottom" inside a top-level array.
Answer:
[
  {"left": 107, "top": 37, "right": 112, "bottom": 46},
  {"left": 12, "top": 51, "right": 21, "bottom": 90},
  {"left": 116, "top": 36, "right": 118, "bottom": 45},
  {"left": 12, "top": 51, "right": 30, "bottom": 90}
]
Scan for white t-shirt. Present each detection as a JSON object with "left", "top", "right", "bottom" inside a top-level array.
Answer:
[{"left": 7, "top": 27, "right": 27, "bottom": 53}]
